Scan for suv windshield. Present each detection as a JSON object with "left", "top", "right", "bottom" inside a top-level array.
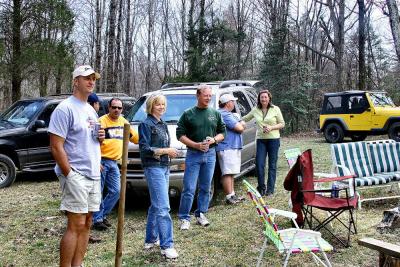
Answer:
[
  {"left": 369, "top": 92, "right": 395, "bottom": 107},
  {"left": 128, "top": 94, "right": 216, "bottom": 123},
  {"left": 0, "top": 101, "right": 44, "bottom": 126}
]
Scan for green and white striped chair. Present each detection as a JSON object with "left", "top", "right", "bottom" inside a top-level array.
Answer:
[{"left": 331, "top": 140, "right": 400, "bottom": 207}]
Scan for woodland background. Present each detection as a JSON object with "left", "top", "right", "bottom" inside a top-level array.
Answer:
[{"left": 2, "top": 0, "right": 400, "bottom": 133}]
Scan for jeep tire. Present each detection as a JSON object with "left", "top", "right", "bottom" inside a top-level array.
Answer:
[
  {"left": 388, "top": 122, "right": 400, "bottom": 142},
  {"left": 0, "top": 154, "right": 17, "bottom": 188},
  {"left": 324, "top": 123, "right": 344, "bottom": 143}
]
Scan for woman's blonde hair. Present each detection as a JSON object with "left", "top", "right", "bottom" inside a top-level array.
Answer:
[{"left": 146, "top": 94, "right": 167, "bottom": 114}]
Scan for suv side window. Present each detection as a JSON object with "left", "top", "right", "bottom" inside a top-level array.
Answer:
[
  {"left": 325, "top": 96, "right": 342, "bottom": 114},
  {"left": 37, "top": 103, "right": 58, "bottom": 127},
  {"left": 233, "top": 91, "right": 252, "bottom": 116},
  {"left": 348, "top": 95, "right": 369, "bottom": 113},
  {"left": 245, "top": 88, "right": 257, "bottom": 106}
]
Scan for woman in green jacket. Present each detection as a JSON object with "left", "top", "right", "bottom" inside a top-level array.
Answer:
[{"left": 242, "top": 89, "right": 285, "bottom": 196}]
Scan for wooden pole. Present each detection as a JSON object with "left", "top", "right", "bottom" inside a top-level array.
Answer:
[{"left": 115, "top": 123, "right": 130, "bottom": 267}]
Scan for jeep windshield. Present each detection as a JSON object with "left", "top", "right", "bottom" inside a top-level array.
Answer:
[
  {"left": 0, "top": 100, "right": 44, "bottom": 126},
  {"left": 369, "top": 92, "right": 395, "bottom": 107},
  {"left": 127, "top": 94, "right": 216, "bottom": 123}
]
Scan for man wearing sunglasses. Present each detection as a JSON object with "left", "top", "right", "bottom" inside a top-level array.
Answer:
[{"left": 92, "top": 98, "right": 139, "bottom": 231}]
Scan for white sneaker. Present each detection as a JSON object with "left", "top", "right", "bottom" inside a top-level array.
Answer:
[
  {"left": 144, "top": 240, "right": 160, "bottom": 250},
  {"left": 196, "top": 213, "right": 210, "bottom": 227},
  {"left": 179, "top": 219, "right": 190, "bottom": 230},
  {"left": 161, "top": 247, "right": 179, "bottom": 259}
]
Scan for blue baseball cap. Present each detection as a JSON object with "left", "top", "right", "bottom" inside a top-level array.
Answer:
[{"left": 88, "top": 93, "right": 100, "bottom": 103}]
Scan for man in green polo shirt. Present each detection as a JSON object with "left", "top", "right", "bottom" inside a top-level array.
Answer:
[{"left": 176, "top": 84, "right": 226, "bottom": 230}]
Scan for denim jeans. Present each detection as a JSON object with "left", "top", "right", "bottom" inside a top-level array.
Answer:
[
  {"left": 178, "top": 147, "right": 216, "bottom": 220},
  {"left": 93, "top": 159, "right": 120, "bottom": 223},
  {"left": 144, "top": 166, "right": 174, "bottom": 249},
  {"left": 256, "top": 139, "right": 280, "bottom": 194}
]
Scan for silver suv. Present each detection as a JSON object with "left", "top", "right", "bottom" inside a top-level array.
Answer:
[{"left": 125, "top": 81, "right": 258, "bottom": 199}]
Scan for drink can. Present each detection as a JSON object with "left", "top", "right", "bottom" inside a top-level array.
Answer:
[
  {"left": 331, "top": 182, "right": 339, "bottom": 198},
  {"left": 202, "top": 139, "right": 209, "bottom": 152},
  {"left": 93, "top": 122, "right": 101, "bottom": 138}
]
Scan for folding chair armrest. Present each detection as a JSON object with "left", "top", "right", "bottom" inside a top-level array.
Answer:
[
  {"left": 279, "top": 228, "right": 322, "bottom": 238},
  {"left": 314, "top": 172, "right": 337, "bottom": 178},
  {"left": 269, "top": 208, "right": 297, "bottom": 220},
  {"left": 331, "top": 164, "right": 353, "bottom": 176},
  {"left": 313, "top": 175, "right": 355, "bottom": 183}
]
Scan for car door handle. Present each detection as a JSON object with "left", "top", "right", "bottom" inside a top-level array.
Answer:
[{"left": 350, "top": 115, "right": 354, "bottom": 118}]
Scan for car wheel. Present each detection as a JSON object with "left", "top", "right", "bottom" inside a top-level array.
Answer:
[
  {"left": 324, "top": 123, "right": 344, "bottom": 143},
  {"left": 350, "top": 134, "right": 367, "bottom": 142},
  {"left": 0, "top": 154, "right": 17, "bottom": 188},
  {"left": 388, "top": 122, "right": 400, "bottom": 142}
]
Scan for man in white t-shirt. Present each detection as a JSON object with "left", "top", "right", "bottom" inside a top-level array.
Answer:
[{"left": 48, "top": 65, "right": 104, "bottom": 267}]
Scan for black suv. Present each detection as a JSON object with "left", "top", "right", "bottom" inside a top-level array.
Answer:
[{"left": 0, "top": 93, "right": 135, "bottom": 188}]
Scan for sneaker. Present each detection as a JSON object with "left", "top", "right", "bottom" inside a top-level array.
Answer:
[
  {"left": 161, "top": 247, "right": 179, "bottom": 259},
  {"left": 179, "top": 219, "right": 190, "bottom": 230},
  {"left": 196, "top": 213, "right": 210, "bottom": 227},
  {"left": 103, "top": 218, "right": 112, "bottom": 227},
  {"left": 225, "top": 196, "right": 238, "bottom": 205},
  {"left": 92, "top": 222, "right": 108, "bottom": 231},
  {"left": 232, "top": 194, "right": 246, "bottom": 202},
  {"left": 144, "top": 240, "right": 160, "bottom": 250}
]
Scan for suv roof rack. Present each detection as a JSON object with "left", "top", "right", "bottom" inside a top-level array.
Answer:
[
  {"left": 219, "top": 80, "right": 252, "bottom": 88},
  {"left": 160, "top": 82, "right": 220, "bottom": 89},
  {"left": 160, "top": 80, "right": 253, "bottom": 90},
  {"left": 96, "top": 92, "right": 129, "bottom": 97}
]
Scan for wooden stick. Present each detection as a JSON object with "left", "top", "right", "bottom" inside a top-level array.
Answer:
[{"left": 115, "top": 123, "right": 130, "bottom": 267}]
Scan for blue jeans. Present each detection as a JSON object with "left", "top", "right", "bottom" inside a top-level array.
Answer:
[
  {"left": 256, "top": 139, "right": 280, "bottom": 194},
  {"left": 178, "top": 147, "right": 216, "bottom": 220},
  {"left": 144, "top": 166, "right": 174, "bottom": 249},
  {"left": 93, "top": 159, "right": 120, "bottom": 223}
]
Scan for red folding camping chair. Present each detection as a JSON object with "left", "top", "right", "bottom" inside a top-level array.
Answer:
[{"left": 284, "top": 149, "right": 358, "bottom": 247}]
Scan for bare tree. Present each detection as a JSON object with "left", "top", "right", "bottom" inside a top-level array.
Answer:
[
  {"left": 358, "top": 0, "right": 366, "bottom": 90},
  {"left": 106, "top": 0, "right": 117, "bottom": 91},
  {"left": 385, "top": 0, "right": 400, "bottom": 62}
]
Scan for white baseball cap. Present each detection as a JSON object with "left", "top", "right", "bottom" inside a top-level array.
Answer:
[
  {"left": 219, "top": 94, "right": 238, "bottom": 104},
  {"left": 72, "top": 65, "right": 101, "bottom": 79}
]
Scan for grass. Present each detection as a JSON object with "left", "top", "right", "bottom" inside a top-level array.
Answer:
[{"left": 1, "top": 134, "right": 400, "bottom": 266}]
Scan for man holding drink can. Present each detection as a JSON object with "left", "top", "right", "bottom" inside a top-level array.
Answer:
[
  {"left": 92, "top": 98, "right": 139, "bottom": 231},
  {"left": 49, "top": 65, "right": 104, "bottom": 267},
  {"left": 176, "top": 84, "right": 226, "bottom": 230}
]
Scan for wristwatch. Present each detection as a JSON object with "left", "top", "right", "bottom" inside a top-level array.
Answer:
[{"left": 213, "top": 137, "right": 218, "bottom": 144}]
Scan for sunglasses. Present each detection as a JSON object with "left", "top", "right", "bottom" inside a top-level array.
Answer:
[{"left": 110, "top": 106, "right": 123, "bottom": 110}]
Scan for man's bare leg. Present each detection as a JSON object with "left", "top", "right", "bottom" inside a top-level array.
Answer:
[{"left": 60, "top": 212, "right": 89, "bottom": 267}]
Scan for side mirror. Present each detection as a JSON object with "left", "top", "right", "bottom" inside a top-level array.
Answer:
[{"left": 32, "top": 120, "right": 46, "bottom": 130}]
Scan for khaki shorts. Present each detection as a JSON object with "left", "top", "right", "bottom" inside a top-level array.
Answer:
[
  {"left": 217, "top": 149, "right": 241, "bottom": 176},
  {"left": 58, "top": 170, "right": 101, "bottom": 213}
]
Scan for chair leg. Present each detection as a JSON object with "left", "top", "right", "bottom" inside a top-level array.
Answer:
[
  {"left": 283, "top": 250, "right": 292, "bottom": 267},
  {"left": 257, "top": 238, "right": 268, "bottom": 267}
]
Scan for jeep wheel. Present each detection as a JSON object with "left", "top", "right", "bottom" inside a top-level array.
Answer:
[
  {"left": 388, "top": 122, "right": 400, "bottom": 142},
  {"left": 351, "top": 134, "right": 367, "bottom": 142},
  {"left": 324, "top": 123, "right": 344, "bottom": 143},
  {"left": 0, "top": 154, "right": 17, "bottom": 188}
]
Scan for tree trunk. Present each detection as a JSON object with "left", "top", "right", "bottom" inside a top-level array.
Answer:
[
  {"left": 145, "top": 0, "right": 154, "bottom": 91},
  {"left": 95, "top": 0, "right": 102, "bottom": 74},
  {"left": 124, "top": 0, "right": 132, "bottom": 93},
  {"left": 115, "top": 0, "right": 123, "bottom": 92},
  {"left": 358, "top": 0, "right": 366, "bottom": 90},
  {"left": 11, "top": 0, "right": 22, "bottom": 102},
  {"left": 386, "top": 0, "right": 400, "bottom": 62},
  {"left": 106, "top": 0, "right": 117, "bottom": 91}
]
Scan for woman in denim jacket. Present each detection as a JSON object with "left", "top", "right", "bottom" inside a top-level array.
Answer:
[{"left": 139, "top": 94, "right": 179, "bottom": 259}]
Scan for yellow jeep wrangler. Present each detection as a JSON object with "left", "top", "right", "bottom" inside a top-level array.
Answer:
[{"left": 319, "top": 91, "right": 400, "bottom": 143}]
